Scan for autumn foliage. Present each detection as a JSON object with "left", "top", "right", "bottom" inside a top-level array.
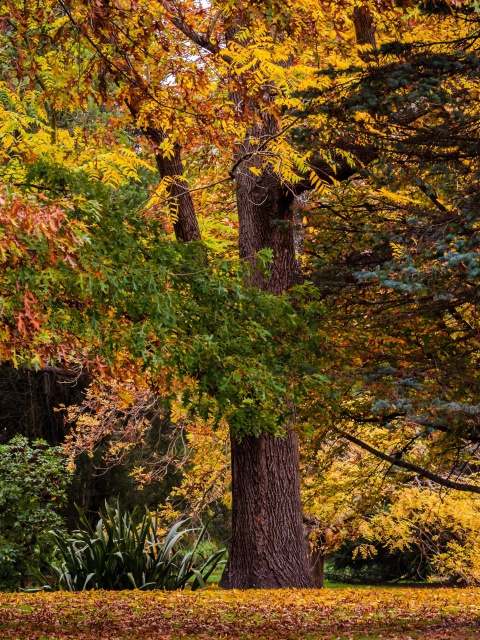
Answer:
[
  {"left": 0, "top": 587, "right": 479, "bottom": 639},
  {"left": 1, "top": 0, "right": 480, "bottom": 593}
]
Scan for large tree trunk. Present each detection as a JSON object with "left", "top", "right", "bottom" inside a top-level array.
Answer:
[
  {"left": 222, "top": 6, "right": 379, "bottom": 588},
  {"left": 235, "top": 163, "right": 303, "bottom": 294},
  {"left": 220, "top": 87, "right": 311, "bottom": 587},
  {"left": 221, "top": 431, "right": 312, "bottom": 588},
  {"left": 219, "top": 170, "right": 312, "bottom": 586}
]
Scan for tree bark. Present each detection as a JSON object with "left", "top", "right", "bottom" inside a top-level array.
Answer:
[
  {"left": 146, "top": 127, "right": 201, "bottom": 242},
  {"left": 229, "top": 81, "right": 303, "bottom": 291},
  {"left": 221, "top": 61, "right": 311, "bottom": 587},
  {"left": 221, "top": 430, "right": 312, "bottom": 588},
  {"left": 216, "top": 13, "right": 312, "bottom": 589},
  {"left": 353, "top": 6, "right": 376, "bottom": 48},
  {"left": 235, "top": 168, "right": 303, "bottom": 293},
  {"left": 310, "top": 550, "right": 326, "bottom": 588}
]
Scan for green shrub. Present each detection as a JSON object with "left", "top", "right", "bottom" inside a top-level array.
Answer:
[
  {"left": 0, "top": 436, "right": 70, "bottom": 590},
  {"left": 36, "top": 501, "right": 225, "bottom": 591}
]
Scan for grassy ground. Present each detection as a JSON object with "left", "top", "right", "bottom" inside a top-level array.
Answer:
[{"left": 0, "top": 585, "right": 479, "bottom": 639}]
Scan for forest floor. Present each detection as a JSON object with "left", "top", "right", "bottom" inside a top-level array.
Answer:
[{"left": 0, "top": 586, "right": 479, "bottom": 639}]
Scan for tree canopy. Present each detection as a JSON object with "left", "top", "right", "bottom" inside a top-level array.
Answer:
[{"left": 1, "top": 0, "right": 479, "bottom": 588}]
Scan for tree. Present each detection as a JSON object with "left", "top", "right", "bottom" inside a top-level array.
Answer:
[
  {"left": 358, "top": 486, "right": 480, "bottom": 585},
  {"left": 295, "top": 3, "right": 480, "bottom": 495},
  {"left": 1, "top": 0, "right": 479, "bottom": 590}
]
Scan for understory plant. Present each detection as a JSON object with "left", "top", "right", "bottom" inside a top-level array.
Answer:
[
  {"left": 36, "top": 502, "right": 225, "bottom": 591},
  {"left": 0, "top": 436, "right": 70, "bottom": 590}
]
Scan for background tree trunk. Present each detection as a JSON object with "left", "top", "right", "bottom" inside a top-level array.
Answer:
[
  {"left": 146, "top": 128, "right": 201, "bottom": 242},
  {"left": 353, "top": 6, "right": 376, "bottom": 48},
  {"left": 310, "top": 550, "right": 326, "bottom": 588}
]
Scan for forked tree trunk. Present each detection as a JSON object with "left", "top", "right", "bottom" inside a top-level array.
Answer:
[
  {"left": 221, "top": 431, "right": 312, "bottom": 588},
  {"left": 235, "top": 164, "right": 303, "bottom": 294},
  {"left": 88, "top": 0, "right": 380, "bottom": 592}
]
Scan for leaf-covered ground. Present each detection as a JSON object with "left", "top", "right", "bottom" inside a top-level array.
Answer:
[{"left": 0, "top": 587, "right": 479, "bottom": 639}]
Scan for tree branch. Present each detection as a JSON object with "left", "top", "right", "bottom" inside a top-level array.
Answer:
[
  {"left": 339, "top": 430, "right": 480, "bottom": 494},
  {"left": 158, "top": 0, "right": 219, "bottom": 53}
]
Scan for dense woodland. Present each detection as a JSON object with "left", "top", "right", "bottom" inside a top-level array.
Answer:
[{"left": 0, "top": 0, "right": 479, "bottom": 594}]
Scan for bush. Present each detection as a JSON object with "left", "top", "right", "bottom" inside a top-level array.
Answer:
[
  {"left": 325, "top": 538, "right": 423, "bottom": 585},
  {"left": 0, "top": 436, "right": 70, "bottom": 590},
  {"left": 36, "top": 502, "right": 225, "bottom": 591}
]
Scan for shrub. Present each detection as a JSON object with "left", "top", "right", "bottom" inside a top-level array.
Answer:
[
  {"left": 37, "top": 502, "right": 225, "bottom": 591},
  {"left": 0, "top": 436, "right": 70, "bottom": 590}
]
